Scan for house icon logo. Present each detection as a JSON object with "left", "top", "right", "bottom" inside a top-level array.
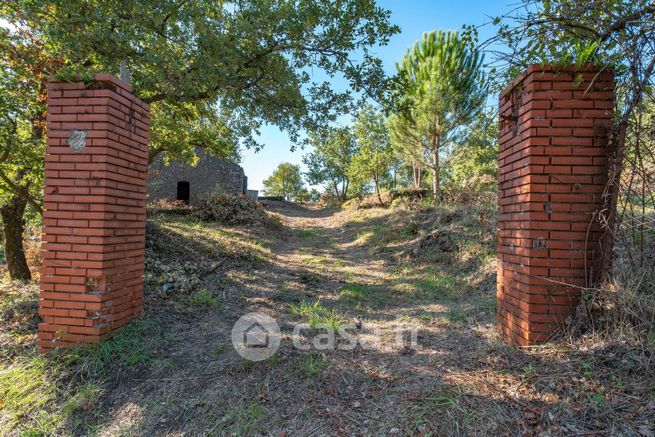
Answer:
[
  {"left": 231, "top": 312, "right": 281, "bottom": 361},
  {"left": 243, "top": 321, "right": 269, "bottom": 348}
]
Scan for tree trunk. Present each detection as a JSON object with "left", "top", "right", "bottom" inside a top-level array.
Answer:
[
  {"left": 332, "top": 181, "right": 340, "bottom": 199},
  {"left": 599, "top": 124, "right": 628, "bottom": 283},
  {"left": 0, "top": 95, "right": 43, "bottom": 282},
  {"left": 373, "top": 176, "right": 382, "bottom": 205},
  {"left": 1, "top": 194, "right": 31, "bottom": 281},
  {"left": 342, "top": 179, "right": 349, "bottom": 202},
  {"left": 431, "top": 144, "right": 439, "bottom": 199},
  {"left": 413, "top": 164, "right": 422, "bottom": 189}
]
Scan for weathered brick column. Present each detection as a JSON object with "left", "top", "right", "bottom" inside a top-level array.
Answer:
[
  {"left": 497, "top": 65, "right": 614, "bottom": 346},
  {"left": 39, "top": 74, "right": 150, "bottom": 352}
]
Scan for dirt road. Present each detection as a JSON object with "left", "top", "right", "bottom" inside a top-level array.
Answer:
[{"left": 85, "top": 202, "right": 652, "bottom": 436}]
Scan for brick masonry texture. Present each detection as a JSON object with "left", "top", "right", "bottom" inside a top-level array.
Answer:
[
  {"left": 497, "top": 65, "right": 615, "bottom": 347},
  {"left": 39, "top": 74, "right": 150, "bottom": 352},
  {"left": 148, "top": 148, "right": 245, "bottom": 203}
]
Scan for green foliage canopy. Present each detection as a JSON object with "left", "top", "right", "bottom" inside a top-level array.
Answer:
[
  {"left": 442, "top": 110, "right": 498, "bottom": 200},
  {"left": 303, "top": 126, "right": 357, "bottom": 201},
  {"left": 149, "top": 101, "right": 240, "bottom": 164},
  {"left": 351, "top": 104, "right": 393, "bottom": 201},
  {"left": 263, "top": 162, "right": 305, "bottom": 201},
  {"left": 3, "top": 0, "right": 399, "bottom": 162},
  {"left": 0, "top": 26, "right": 52, "bottom": 213}
]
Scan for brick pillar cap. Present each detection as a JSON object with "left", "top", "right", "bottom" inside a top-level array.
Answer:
[
  {"left": 93, "top": 73, "right": 133, "bottom": 93},
  {"left": 500, "top": 63, "right": 613, "bottom": 99},
  {"left": 48, "top": 73, "right": 133, "bottom": 93}
]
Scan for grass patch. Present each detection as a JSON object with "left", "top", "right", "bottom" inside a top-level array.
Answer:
[
  {"left": 61, "top": 382, "right": 104, "bottom": 425},
  {"left": 303, "top": 255, "right": 330, "bottom": 268},
  {"left": 338, "top": 283, "right": 394, "bottom": 307},
  {"left": 189, "top": 289, "right": 220, "bottom": 308},
  {"left": 411, "top": 270, "right": 467, "bottom": 300},
  {"left": 297, "top": 353, "right": 329, "bottom": 378},
  {"left": 78, "top": 318, "right": 157, "bottom": 371},
  {"left": 289, "top": 300, "right": 343, "bottom": 331},
  {"left": 445, "top": 307, "right": 466, "bottom": 325},
  {"left": 0, "top": 354, "right": 60, "bottom": 433},
  {"left": 411, "top": 392, "right": 472, "bottom": 432},
  {"left": 0, "top": 317, "right": 156, "bottom": 434},
  {"left": 156, "top": 215, "right": 273, "bottom": 264},
  {"left": 0, "top": 280, "right": 39, "bottom": 329},
  {"left": 401, "top": 220, "right": 422, "bottom": 239},
  {"left": 354, "top": 230, "right": 374, "bottom": 244},
  {"left": 338, "top": 286, "right": 365, "bottom": 305},
  {"left": 213, "top": 402, "right": 267, "bottom": 435},
  {"left": 415, "top": 311, "right": 437, "bottom": 324},
  {"left": 214, "top": 344, "right": 229, "bottom": 356},
  {"left": 470, "top": 294, "right": 496, "bottom": 316},
  {"left": 296, "top": 229, "right": 316, "bottom": 238}
]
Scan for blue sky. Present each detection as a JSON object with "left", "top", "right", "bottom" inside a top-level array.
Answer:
[{"left": 243, "top": 0, "right": 513, "bottom": 191}]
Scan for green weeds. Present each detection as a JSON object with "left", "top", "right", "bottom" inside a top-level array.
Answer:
[
  {"left": 289, "top": 300, "right": 343, "bottom": 331},
  {"left": 0, "top": 318, "right": 156, "bottom": 434},
  {"left": 190, "top": 289, "right": 220, "bottom": 308},
  {"left": 338, "top": 283, "right": 393, "bottom": 307},
  {"left": 297, "top": 353, "right": 329, "bottom": 378},
  {"left": 213, "top": 402, "right": 267, "bottom": 435}
]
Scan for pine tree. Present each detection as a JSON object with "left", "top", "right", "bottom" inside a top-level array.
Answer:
[{"left": 389, "top": 30, "right": 487, "bottom": 199}]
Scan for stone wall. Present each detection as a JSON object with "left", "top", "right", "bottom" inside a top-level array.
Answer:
[
  {"left": 497, "top": 64, "right": 615, "bottom": 346},
  {"left": 148, "top": 149, "right": 245, "bottom": 203},
  {"left": 39, "top": 73, "right": 149, "bottom": 352}
]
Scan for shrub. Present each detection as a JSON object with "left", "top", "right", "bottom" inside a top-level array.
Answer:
[
  {"left": 442, "top": 174, "right": 496, "bottom": 204},
  {"left": 147, "top": 199, "right": 194, "bottom": 220},
  {"left": 153, "top": 198, "right": 188, "bottom": 209},
  {"left": 571, "top": 259, "right": 655, "bottom": 350},
  {"left": 189, "top": 289, "right": 220, "bottom": 308},
  {"left": 389, "top": 188, "right": 430, "bottom": 201},
  {"left": 318, "top": 192, "right": 342, "bottom": 208},
  {"left": 23, "top": 227, "right": 42, "bottom": 279},
  {"left": 193, "top": 192, "right": 270, "bottom": 226}
]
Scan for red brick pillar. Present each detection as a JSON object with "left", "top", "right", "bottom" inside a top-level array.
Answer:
[
  {"left": 39, "top": 74, "right": 150, "bottom": 352},
  {"left": 497, "top": 65, "right": 614, "bottom": 346}
]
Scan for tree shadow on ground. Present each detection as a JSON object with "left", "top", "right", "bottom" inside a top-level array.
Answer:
[
  {"left": 79, "top": 204, "right": 641, "bottom": 434},
  {"left": 68, "top": 301, "right": 650, "bottom": 435}
]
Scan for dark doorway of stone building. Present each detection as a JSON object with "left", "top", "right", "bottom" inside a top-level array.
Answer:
[{"left": 177, "top": 181, "right": 190, "bottom": 204}]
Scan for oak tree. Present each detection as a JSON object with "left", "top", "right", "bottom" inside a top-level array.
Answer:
[
  {"left": 0, "top": 0, "right": 399, "bottom": 278},
  {"left": 263, "top": 162, "right": 304, "bottom": 201},
  {"left": 303, "top": 126, "right": 357, "bottom": 202},
  {"left": 351, "top": 104, "right": 393, "bottom": 204}
]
